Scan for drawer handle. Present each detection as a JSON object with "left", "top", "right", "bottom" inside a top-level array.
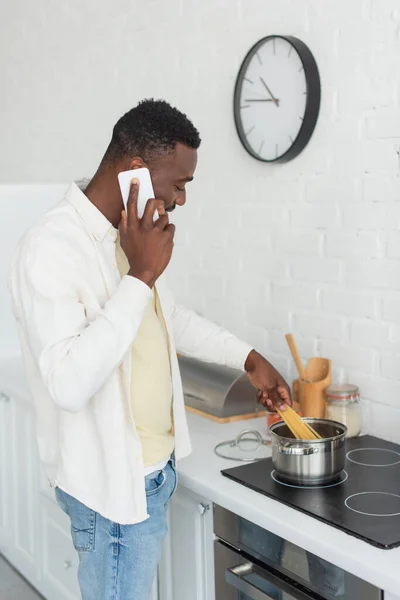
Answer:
[
  {"left": 226, "top": 561, "right": 318, "bottom": 600},
  {"left": 64, "top": 560, "right": 72, "bottom": 570},
  {"left": 197, "top": 502, "right": 210, "bottom": 516}
]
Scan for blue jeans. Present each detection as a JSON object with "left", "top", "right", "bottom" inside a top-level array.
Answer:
[{"left": 55, "top": 461, "right": 177, "bottom": 600}]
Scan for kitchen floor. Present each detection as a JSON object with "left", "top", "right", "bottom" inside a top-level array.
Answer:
[{"left": 0, "top": 555, "right": 44, "bottom": 600}]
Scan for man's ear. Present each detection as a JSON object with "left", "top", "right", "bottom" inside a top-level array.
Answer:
[{"left": 128, "top": 156, "right": 146, "bottom": 170}]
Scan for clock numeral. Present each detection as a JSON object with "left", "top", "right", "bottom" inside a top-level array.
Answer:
[
  {"left": 288, "top": 45, "right": 293, "bottom": 58},
  {"left": 273, "top": 39, "right": 276, "bottom": 56},
  {"left": 245, "top": 125, "right": 255, "bottom": 137},
  {"left": 299, "top": 116, "right": 304, "bottom": 121},
  {"left": 289, "top": 136, "right": 294, "bottom": 143},
  {"left": 275, "top": 144, "right": 279, "bottom": 158},
  {"left": 258, "top": 140, "right": 265, "bottom": 155},
  {"left": 298, "top": 65, "right": 304, "bottom": 72},
  {"left": 244, "top": 76, "right": 254, "bottom": 85},
  {"left": 240, "top": 105, "right": 250, "bottom": 109},
  {"left": 256, "top": 52, "right": 262, "bottom": 65}
]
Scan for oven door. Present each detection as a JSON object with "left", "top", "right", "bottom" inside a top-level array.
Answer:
[
  {"left": 214, "top": 505, "right": 382, "bottom": 600},
  {"left": 215, "top": 540, "right": 321, "bottom": 600}
]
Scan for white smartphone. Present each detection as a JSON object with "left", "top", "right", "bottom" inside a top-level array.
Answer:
[{"left": 117, "top": 167, "right": 158, "bottom": 220}]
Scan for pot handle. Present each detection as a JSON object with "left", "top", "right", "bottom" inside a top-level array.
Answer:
[{"left": 278, "top": 445, "right": 319, "bottom": 456}]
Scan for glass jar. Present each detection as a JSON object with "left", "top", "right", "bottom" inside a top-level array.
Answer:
[{"left": 325, "top": 384, "right": 361, "bottom": 438}]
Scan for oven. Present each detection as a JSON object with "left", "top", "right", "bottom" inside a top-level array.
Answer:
[{"left": 214, "top": 504, "right": 382, "bottom": 600}]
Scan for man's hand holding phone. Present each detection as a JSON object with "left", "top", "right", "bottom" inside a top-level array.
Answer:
[{"left": 119, "top": 179, "right": 175, "bottom": 289}]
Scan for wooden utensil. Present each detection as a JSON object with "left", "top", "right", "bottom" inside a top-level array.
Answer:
[
  {"left": 285, "top": 334, "right": 308, "bottom": 381},
  {"left": 293, "top": 358, "right": 332, "bottom": 418}
]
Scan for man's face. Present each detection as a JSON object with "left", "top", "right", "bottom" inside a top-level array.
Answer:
[{"left": 148, "top": 143, "right": 198, "bottom": 212}]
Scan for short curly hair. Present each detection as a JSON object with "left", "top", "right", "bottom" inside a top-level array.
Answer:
[{"left": 104, "top": 98, "right": 201, "bottom": 164}]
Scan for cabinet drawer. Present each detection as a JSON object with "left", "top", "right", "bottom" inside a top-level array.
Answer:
[{"left": 39, "top": 496, "right": 80, "bottom": 600}]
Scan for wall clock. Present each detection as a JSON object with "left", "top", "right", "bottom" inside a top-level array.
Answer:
[{"left": 234, "top": 35, "right": 321, "bottom": 163}]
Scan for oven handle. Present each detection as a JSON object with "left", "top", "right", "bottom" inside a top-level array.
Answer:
[{"left": 226, "top": 562, "right": 319, "bottom": 600}]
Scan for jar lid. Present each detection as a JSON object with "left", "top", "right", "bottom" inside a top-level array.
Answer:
[{"left": 325, "top": 383, "right": 360, "bottom": 401}]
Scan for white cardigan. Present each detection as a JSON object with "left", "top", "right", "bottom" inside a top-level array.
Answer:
[{"left": 9, "top": 183, "right": 253, "bottom": 524}]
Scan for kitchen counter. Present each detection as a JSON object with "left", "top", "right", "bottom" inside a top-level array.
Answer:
[
  {"left": 1, "top": 356, "right": 399, "bottom": 597},
  {"left": 180, "top": 412, "right": 400, "bottom": 597}
]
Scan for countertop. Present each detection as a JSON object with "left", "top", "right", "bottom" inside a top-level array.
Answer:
[
  {"left": 1, "top": 356, "right": 399, "bottom": 596},
  {"left": 180, "top": 412, "right": 400, "bottom": 597}
]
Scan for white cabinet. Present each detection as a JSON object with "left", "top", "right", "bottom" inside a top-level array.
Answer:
[
  {"left": 159, "top": 486, "right": 215, "bottom": 600},
  {"left": 0, "top": 387, "right": 79, "bottom": 600},
  {"left": 0, "top": 391, "right": 14, "bottom": 551},
  {"left": 38, "top": 496, "right": 80, "bottom": 600},
  {"left": 10, "top": 396, "right": 39, "bottom": 582},
  {"left": 0, "top": 391, "right": 39, "bottom": 585}
]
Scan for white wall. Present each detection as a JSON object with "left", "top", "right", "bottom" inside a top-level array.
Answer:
[
  {"left": 1, "top": 0, "right": 400, "bottom": 440},
  {"left": 0, "top": 185, "right": 68, "bottom": 356}
]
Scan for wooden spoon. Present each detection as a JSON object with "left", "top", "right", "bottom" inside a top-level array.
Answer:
[{"left": 285, "top": 334, "right": 310, "bottom": 382}]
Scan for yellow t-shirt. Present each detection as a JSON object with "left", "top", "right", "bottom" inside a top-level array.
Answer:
[{"left": 116, "top": 237, "right": 174, "bottom": 467}]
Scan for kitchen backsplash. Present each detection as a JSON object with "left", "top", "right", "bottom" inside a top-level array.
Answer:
[{"left": 0, "top": 0, "right": 400, "bottom": 440}]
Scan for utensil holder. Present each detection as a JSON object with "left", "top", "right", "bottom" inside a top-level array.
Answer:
[{"left": 292, "top": 358, "right": 332, "bottom": 418}]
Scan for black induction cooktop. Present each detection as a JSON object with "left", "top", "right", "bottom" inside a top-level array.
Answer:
[{"left": 222, "top": 435, "right": 400, "bottom": 549}]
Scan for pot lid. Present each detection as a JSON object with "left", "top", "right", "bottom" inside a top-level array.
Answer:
[{"left": 214, "top": 429, "right": 270, "bottom": 462}]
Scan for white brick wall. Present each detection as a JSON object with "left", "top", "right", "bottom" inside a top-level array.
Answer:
[
  {"left": 387, "top": 232, "right": 400, "bottom": 259},
  {"left": 0, "top": 0, "right": 400, "bottom": 440}
]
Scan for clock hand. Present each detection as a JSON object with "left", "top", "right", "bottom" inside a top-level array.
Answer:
[
  {"left": 244, "top": 98, "right": 276, "bottom": 102},
  {"left": 260, "top": 77, "right": 280, "bottom": 107}
]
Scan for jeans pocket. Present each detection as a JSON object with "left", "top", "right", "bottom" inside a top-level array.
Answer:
[
  {"left": 145, "top": 469, "right": 167, "bottom": 497},
  {"left": 169, "top": 462, "right": 178, "bottom": 499},
  {"left": 55, "top": 487, "right": 96, "bottom": 552}
]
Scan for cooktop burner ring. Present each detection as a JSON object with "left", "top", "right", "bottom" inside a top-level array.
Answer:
[
  {"left": 345, "top": 492, "right": 400, "bottom": 517},
  {"left": 271, "top": 470, "right": 348, "bottom": 489},
  {"left": 346, "top": 447, "right": 400, "bottom": 467}
]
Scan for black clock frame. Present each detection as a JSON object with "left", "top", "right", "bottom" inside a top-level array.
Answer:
[{"left": 233, "top": 35, "right": 321, "bottom": 163}]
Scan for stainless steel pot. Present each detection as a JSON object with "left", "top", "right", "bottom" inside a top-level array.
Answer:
[{"left": 269, "top": 418, "right": 347, "bottom": 486}]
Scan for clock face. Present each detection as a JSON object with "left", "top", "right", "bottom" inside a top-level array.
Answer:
[{"left": 234, "top": 36, "right": 320, "bottom": 163}]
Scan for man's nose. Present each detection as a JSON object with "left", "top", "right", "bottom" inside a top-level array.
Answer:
[{"left": 175, "top": 193, "right": 186, "bottom": 207}]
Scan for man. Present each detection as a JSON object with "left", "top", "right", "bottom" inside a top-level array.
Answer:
[{"left": 10, "top": 98, "right": 291, "bottom": 600}]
